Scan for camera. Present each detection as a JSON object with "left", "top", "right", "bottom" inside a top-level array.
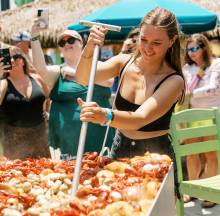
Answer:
[
  {"left": 0, "top": 48, "right": 12, "bottom": 70},
  {"left": 37, "top": 8, "right": 49, "bottom": 29}
]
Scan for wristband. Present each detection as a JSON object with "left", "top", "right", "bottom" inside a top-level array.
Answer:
[
  {"left": 31, "top": 36, "right": 40, "bottom": 41},
  {"left": 101, "top": 108, "right": 114, "bottom": 126}
]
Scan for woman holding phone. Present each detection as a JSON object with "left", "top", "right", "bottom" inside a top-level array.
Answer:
[{"left": 0, "top": 46, "right": 50, "bottom": 159}]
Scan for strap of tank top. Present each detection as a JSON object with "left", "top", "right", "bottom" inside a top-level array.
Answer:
[
  {"left": 119, "top": 58, "right": 131, "bottom": 77},
  {"left": 100, "top": 56, "right": 135, "bottom": 157},
  {"left": 153, "top": 72, "right": 178, "bottom": 92}
]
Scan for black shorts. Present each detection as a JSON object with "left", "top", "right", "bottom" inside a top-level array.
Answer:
[
  {"left": 110, "top": 130, "right": 179, "bottom": 197},
  {"left": 110, "top": 130, "right": 174, "bottom": 160}
]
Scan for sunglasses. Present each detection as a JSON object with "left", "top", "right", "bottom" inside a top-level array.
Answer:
[
  {"left": 11, "top": 54, "right": 23, "bottom": 61},
  {"left": 58, "top": 37, "right": 78, "bottom": 47},
  {"left": 186, "top": 45, "right": 202, "bottom": 53}
]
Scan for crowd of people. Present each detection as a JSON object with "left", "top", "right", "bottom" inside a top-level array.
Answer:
[{"left": 0, "top": 6, "right": 219, "bottom": 209}]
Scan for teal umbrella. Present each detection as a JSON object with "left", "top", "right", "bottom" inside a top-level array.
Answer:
[{"left": 68, "top": 0, "right": 217, "bottom": 40}]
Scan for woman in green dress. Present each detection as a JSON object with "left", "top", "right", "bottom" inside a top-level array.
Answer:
[
  {"left": 31, "top": 21, "right": 114, "bottom": 159},
  {"left": 49, "top": 72, "right": 114, "bottom": 159}
]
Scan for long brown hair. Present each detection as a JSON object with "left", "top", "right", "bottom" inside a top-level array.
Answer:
[
  {"left": 184, "top": 34, "right": 212, "bottom": 69},
  {"left": 134, "top": 7, "right": 185, "bottom": 103}
]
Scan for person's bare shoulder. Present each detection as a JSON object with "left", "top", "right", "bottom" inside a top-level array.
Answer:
[
  {"left": 30, "top": 73, "right": 50, "bottom": 96},
  {"left": 118, "top": 53, "right": 132, "bottom": 62},
  {"left": 116, "top": 53, "right": 133, "bottom": 71},
  {"left": 30, "top": 73, "right": 46, "bottom": 86},
  {"left": 45, "top": 64, "right": 61, "bottom": 83},
  {"left": 166, "top": 73, "right": 185, "bottom": 91},
  {"left": 46, "top": 65, "right": 60, "bottom": 74}
]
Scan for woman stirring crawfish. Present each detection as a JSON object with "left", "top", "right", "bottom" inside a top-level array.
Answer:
[
  {"left": 75, "top": 8, "right": 185, "bottom": 199},
  {"left": 75, "top": 7, "right": 185, "bottom": 160}
]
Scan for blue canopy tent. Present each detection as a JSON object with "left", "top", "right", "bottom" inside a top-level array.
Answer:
[{"left": 68, "top": 0, "right": 218, "bottom": 40}]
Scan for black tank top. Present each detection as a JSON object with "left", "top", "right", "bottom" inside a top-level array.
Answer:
[
  {"left": 1, "top": 76, "right": 45, "bottom": 127},
  {"left": 115, "top": 63, "right": 180, "bottom": 131}
]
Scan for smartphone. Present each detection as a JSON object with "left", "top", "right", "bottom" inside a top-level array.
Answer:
[
  {"left": 37, "top": 8, "right": 49, "bottom": 29},
  {"left": 0, "top": 48, "right": 12, "bottom": 70}
]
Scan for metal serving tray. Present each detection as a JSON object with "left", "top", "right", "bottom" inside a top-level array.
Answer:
[{"left": 147, "top": 164, "right": 176, "bottom": 216}]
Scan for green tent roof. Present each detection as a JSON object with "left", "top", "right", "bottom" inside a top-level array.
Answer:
[{"left": 68, "top": 0, "right": 217, "bottom": 40}]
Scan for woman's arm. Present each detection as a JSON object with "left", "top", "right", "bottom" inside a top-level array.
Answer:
[
  {"left": 192, "top": 61, "right": 220, "bottom": 98},
  {"left": 75, "top": 26, "right": 124, "bottom": 85},
  {"left": 31, "top": 19, "right": 59, "bottom": 88},
  {"left": 76, "top": 51, "right": 122, "bottom": 85},
  {"left": 78, "top": 75, "right": 184, "bottom": 130},
  {"left": 0, "top": 79, "right": 8, "bottom": 105},
  {"left": 97, "top": 78, "right": 114, "bottom": 88},
  {"left": 30, "top": 73, "right": 50, "bottom": 98}
]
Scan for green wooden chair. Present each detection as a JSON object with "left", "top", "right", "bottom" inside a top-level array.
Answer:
[{"left": 170, "top": 107, "right": 220, "bottom": 216}]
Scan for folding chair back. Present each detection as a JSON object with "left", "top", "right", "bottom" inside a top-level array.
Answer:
[{"left": 170, "top": 107, "right": 220, "bottom": 216}]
